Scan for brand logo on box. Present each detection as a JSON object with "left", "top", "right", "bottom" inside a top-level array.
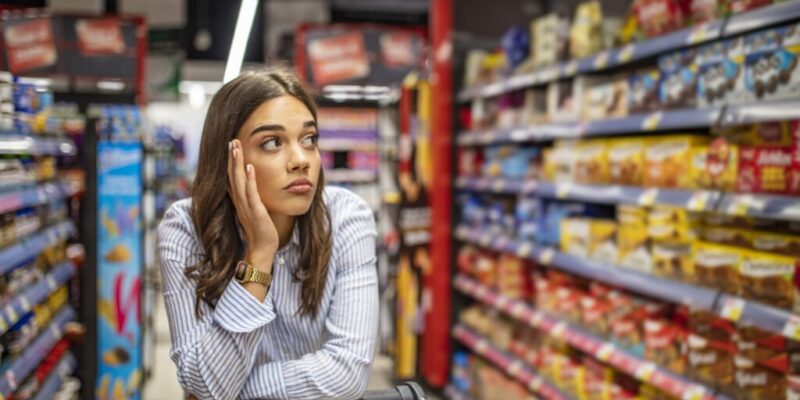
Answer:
[
  {"left": 307, "top": 32, "right": 369, "bottom": 86},
  {"left": 380, "top": 32, "right": 415, "bottom": 67},
  {"left": 3, "top": 18, "right": 57, "bottom": 73},
  {"left": 76, "top": 19, "right": 125, "bottom": 55},
  {"left": 756, "top": 150, "right": 792, "bottom": 166}
]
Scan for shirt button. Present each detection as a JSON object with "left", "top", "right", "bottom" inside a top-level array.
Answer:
[{"left": 278, "top": 257, "right": 285, "bottom": 266}]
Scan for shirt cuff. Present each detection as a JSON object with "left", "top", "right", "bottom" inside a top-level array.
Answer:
[{"left": 213, "top": 279, "right": 276, "bottom": 333}]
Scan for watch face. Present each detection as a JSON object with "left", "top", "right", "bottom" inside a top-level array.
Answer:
[{"left": 234, "top": 261, "right": 248, "bottom": 281}]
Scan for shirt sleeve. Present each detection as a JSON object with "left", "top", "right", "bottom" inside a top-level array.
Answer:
[
  {"left": 157, "top": 202, "right": 278, "bottom": 400},
  {"left": 239, "top": 197, "right": 379, "bottom": 400}
]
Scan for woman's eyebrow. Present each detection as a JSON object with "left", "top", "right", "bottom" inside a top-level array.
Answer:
[
  {"left": 303, "top": 120, "right": 317, "bottom": 129},
  {"left": 250, "top": 124, "right": 285, "bottom": 136}
]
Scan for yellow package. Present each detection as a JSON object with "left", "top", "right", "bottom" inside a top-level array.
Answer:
[
  {"left": 648, "top": 223, "right": 697, "bottom": 242},
  {"left": 648, "top": 205, "right": 695, "bottom": 225},
  {"left": 608, "top": 138, "right": 646, "bottom": 186},
  {"left": 590, "top": 219, "right": 618, "bottom": 265},
  {"left": 692, "top": 241, "right": 743, "bottom": 293},
  {"left": 740, "top": 250, "right": 799, "bottom": 311},
  {"left": 574, "top": 139, "right": 609, "bottom": 184},
  {"left": 699, "top": 226, "right": 752, "bottom": 248},
  {"left": 645, "top": 135, "right": 710, "bottom": 188},
  {"left": 545, "top": 140, "right": 578, "bottom": 183},
  {"left": 713, "top": 121, "right": 794, "bottom": 146},
  {"left": 617, "top": 204, "right": 648, "bottom": 226},
  {"left": 618, "top": 223, "right": 653, "bottom": 274},
  {"left": 561, "top": 218, "right": 591, "bottom": 257},
  {"left": 751, "top": 231, "right": 800, "bottom": 258},
  {"left": 653, "top": 241, "right": 693, "bottom": 281},
  {"left": 698, "top": 138, "right": 739, "bottom": 191}
]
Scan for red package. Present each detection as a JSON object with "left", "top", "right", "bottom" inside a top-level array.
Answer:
[
  {"left": 690, "top": 0, "right": 721, "bottom": 24},
  {"left": 723, "top": 0, "right": 773, "bottom": 15},
  {"left": 738, "top": 146, "right": 794, "bottom": 194},
  {"left": 632, "top": 0, "right": 691, "bottom": 38}
]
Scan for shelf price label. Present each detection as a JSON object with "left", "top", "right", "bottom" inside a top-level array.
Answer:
[
  {"left": 5, "top": 370, "right": 16, "bottom": 391},
  {"left": 720, "top": 297, "right": 745, "bottom": 322},
  {"left": 492, "top": 179, "right": 506, "bottom": 192},
  {"left": 556, "top": 183, "right": 572, "bottom": 199},
  {"left": 594, "top": 51, "right": 609, "bottom": 69},
  {"left": 19, "top": 297, "right": 30, "bottom": 312},
  {"left": 595, "top": 343, "right": 615, "bottom": 362},
  {"left": 638, "top": 188, "right": 659, "bottom": 206},
  {"left": 510, "top": 302, "right": 526, "bottom": 319},
  {"left": 783, "top": 315, "right": 800, "bottom": 340},
  {"left": 687, "top": 191, "right": 711, "bottom": 211},
  {"left": 538, "top": 248, "right": 555, "bottom": 266},
  {"left": 682, "top": 385, "right": 707, "bottom": 400},
  {"left": 528, "top": 376, "right": 543, "bottom": 392},
  {"left": 4, "top": 305, "right": 17, "bottom": 324},
  {"left": 516, "top": 242, "right": 533, "bottom": 258},
  {"left": 47, "top": 275, "right": 58, "bottom": 290},
  {"left": 635, "top": 362, "right": 657, "bottom": 382},
  {"left": 551, "top": 321, "right": 567, "bottom": 338},
  {"left": 480, "top": 233, "right": 492, "bottom": 246},
  {"left": 510, "top": 129, "right": 529, "bottom": 142},
  {"left": 618, "top": 44, "right": 635, "bottom": 63},
  {"left": 0, "top": 317, "right": 7, "bottom": 333},
  {"left": 528, "top": 312, "right": 543, "bottom": 327},
  {"left": 688, "top": 23, "right": 713, "bottom": 45},
  {"left": 495, "top": 295, "right": 509, "bottom": 310},
  {"left": 642, "top": 112, "right": 663, "bottom": 131},
  {"left": 507, "top": 360, "right": 523, "bottom": 377},
  {"left": 564, "top": 60, "right": 579, "bottom": 76},
  {"left": 728, "top": 195, "right": 753, "bottom": 216},
  {"left": 475, "top": 339, "right": 489, "bottom": 355},
  {"left": 522, "top": 180, "right": 538, "bottom": 194}
]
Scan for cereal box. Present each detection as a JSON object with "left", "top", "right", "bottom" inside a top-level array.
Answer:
[
  {"left": 574, "top": 140, "right": 609, "bottom": 184},
  {"left": 590, "top": 219, "right": 619, "bottom": 265},
  {"left": 618, "top": 224, "right": 653, "bottom": 273},
  {"left": 738, "top": 145, "right": 794, "bottom": 194},
  {"left": 608, "top": 138, "right": 646, "bottom": 186},
  {"left": 581, "top": 76, "right": 629, "bottom": 120},
  {"left": 692, "top": 241, "right": 743, "bottom": 293},
  {"left": 544, "top": 140, "right": 578, "bottom": 182},
  {"left": 751, "top": 231, "right": 800, "bottom": 257},
  {"left": 740, "top": 250, "right": 799, "bottom": 310},
  {"left": 745, "top": 24, "right": 800, "bottom": 102},
  {"left": 628, "top": 68, "right": 661, "bottom": 113},
  {"left": 653, "top": 241, "right": 694, "bottom": 281},
  {"left": 697, "top": 40, "right": 740, "bottom": 107},
  {"left": 659, "top": 49, "right": 699, "bottom": 109},
  {"left": 696, "top": 138, "right": 739, "bottom": 191},
  {"left": 645, "top": 135, "right": 710, "bottom": 188},
  {"left": 699, "top": 226, "right": 752, "bottom": 248},
  {"left": 560, "top": 218, "right": 616, "bottom": 261}
]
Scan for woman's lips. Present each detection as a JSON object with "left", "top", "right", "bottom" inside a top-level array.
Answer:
[{"left": 284, "top": 178, "right": 313, "bottom": 194}]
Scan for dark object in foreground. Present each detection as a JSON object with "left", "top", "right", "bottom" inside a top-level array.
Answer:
[{"left": 360, "top": 382, "right": 426, "bottom": 400}]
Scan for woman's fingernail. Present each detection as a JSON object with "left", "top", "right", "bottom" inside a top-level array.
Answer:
[
  {"left": 232, "top": 148, "right": 237, "bottom": 159},
  {"left": 246, "top": 164, "right": 252, "bottom": 173}
]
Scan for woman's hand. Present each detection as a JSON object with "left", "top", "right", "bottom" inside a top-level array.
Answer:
[{"left": 228, "top": 139, "right": 279, "bottom": 271}]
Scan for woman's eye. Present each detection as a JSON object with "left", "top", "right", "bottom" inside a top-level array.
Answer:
[
  {"left": 261, "top": 138, "right": 281, "bottom": 150},
  {"left": 301, "top": 134, "right": 319, "bottom": 147}
]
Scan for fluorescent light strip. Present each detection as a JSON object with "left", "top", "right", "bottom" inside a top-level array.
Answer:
[{"left": 223, "top": 0, "right": 259, "bottom": 83}]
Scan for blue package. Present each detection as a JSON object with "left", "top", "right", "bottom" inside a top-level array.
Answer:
[
  {"left": 745, "top": 25, "right": 798, "bottom": 100},
  {"left": 502, "top": 147, "right": 540, "bottom": 179}
]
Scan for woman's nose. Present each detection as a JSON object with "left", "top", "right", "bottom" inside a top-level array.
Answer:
[{"left": 287, "top": 143, "right": 310, "bottom": 171}]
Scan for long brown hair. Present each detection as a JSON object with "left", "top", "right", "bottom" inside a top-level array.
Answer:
[{"left": 188, "top": 66, "right": 332, "bottom": 318}]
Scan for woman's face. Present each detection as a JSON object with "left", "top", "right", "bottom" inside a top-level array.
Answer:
[{"left": 236, "top": 95, "right": 320, "bottom": 217}]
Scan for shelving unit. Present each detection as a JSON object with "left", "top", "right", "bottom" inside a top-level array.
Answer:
[
  {"left": 0, "top": 261, "right": 75, "bottom": 335},
  {"left": 0, "top": 180, "right": 83, "bottom": 215},
  {"left": 452, "top": 324, "right": 571, "bottom": 400},
  {"left": 0, "top": 134, "right": 78, "bottom": 156},
  {"left": 32, "top": 352, "right": 77, "bottom": 400},
  {"left": 453, "top": 276, "right": 721, "bottom": 400},
  {"left": 457, "top": 1, "right": 800, "bottom": 103},
  {"left": 0, "top": 221, "right": 77, "bottom": 275},
  {"left": 0, "top": 305, "right": 77, "bottom": 397}
]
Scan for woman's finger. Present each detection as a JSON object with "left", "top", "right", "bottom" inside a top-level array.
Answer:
[
  {"left": 231, "top": 139, "right": 248, "bottom": 208},
  {"left": 226, "top": 140, "right": 236, "bottom": 198},
  {"left": 244, "top": 163, "right": 266, "bottom": 213}
]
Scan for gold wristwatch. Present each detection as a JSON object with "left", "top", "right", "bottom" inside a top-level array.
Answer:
[{"left": 234, "top": 260, "right": 272, "bottom": 287}]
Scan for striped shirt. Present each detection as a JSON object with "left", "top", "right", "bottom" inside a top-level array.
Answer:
[{"left": 157, "top": 186, "right": 379, "bottom": 400}]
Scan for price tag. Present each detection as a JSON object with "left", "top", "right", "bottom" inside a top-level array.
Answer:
[
  {"left": 529, "top": 312, "right": 543, "bottom": 326},
  {"left": 564, "top": 60, "right": 579, "bottom": 76},
  {"left": 516, "top": 242, "right": 533, "bottom": 258},
  {"left": 688, "top": 23, "right": 712, "bottom": 45},
  {"left": 551, "top": 322, "right": 567, "bottom": 338},
  {"left": 507, "top": 360, "right": 523, "bottom": 377},
  {"left": 782, "top": 315, "right": 800, "bottom": 340},
  {"left": 19, "top": 297, "right": 30, "bottom": 312},
  {"left": 682, "top": 385, "right": 707, "bottom": 400},
  {"left": 528, "top": 376, "right": 543, "bottom": 392},
  {"left": 5, "top": 370, "right": 16, "bottom": 391},
  {"left": 728, "top": 195, "right": 752, "bottom": 216},
  {"left": 475, "top": 285, "right": 488, "bottom": 299},
  {"left": 618, "top": 44, "right": 635, "bottom": 63},
  {"left": 510, "top": 129, "right": 529, "bottom": 141},
  {"left": 638, "top": 188, "right": 659, "bottom": 206},
  {"left": 720, "top": 297, "right": 745, "bottom": 322},
  {"left": 493, "top": 179, "right": 506, "bottom": 192},
  {"left": 556, "top": 183, "right": 571, "bottom": 199},
  {"left": 476, "top": 178, "right": 490, "bottom": 190},
  {"left": 687, "top": 191, "right": 710, "bottom": 211},
  {"left": 596, "top": 343, "right": 615, "bottom": 362},
  {"left": 538, "top": 248, "right": 555, "bottom": 266},
  {"left": 642, "top": 111, "right": 663, "bottom": 131},
  {"left": 510, "top": 302, "right": 526, "bottom": 319},
  {"left": 495, "top": 296, "right": 509, "bottom": 310},
  {"left": 47, "top": 275, "right": 58, "bottom": 290},
  {"left": 4, "top": 305, "right": 17, "bottom": 323},
  {"left": 594, "top": 51, "right": 609, "bottom": 69},
  {"left": 635, "top": 362, "right": 657, "bottom": 382},
  {"left": 475, "top": 339, "right": 489, "bottom": 355}
]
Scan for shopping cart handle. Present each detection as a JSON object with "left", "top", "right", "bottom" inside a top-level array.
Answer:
[{"left": 360, "top": 382, "right": 426, "bottom": 400}]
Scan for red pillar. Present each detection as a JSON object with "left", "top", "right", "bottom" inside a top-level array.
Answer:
[{"left": 422, "top": 0, "right": 452, "bottom": 388}]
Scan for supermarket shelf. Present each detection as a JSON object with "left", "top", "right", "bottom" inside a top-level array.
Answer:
[
  {"left": 456, "top": 0, "right": 800, "bottom": 102},
  {"left": 455, "top": 177, "right": 721, "bottom": 213},
  {"left": 717, "top": 192, "right": 800, "bottom": 222},
  {"left": 0, "top": 221, "right": 77, "bottom": 275},
  {"left": 457, "top": 107, "right": 722, "bottom": 146},
  {"left": 720, "top": 100, "right": 800, "bottom": 126},
  {"left": 444, "top": 385, "right": 471, "bottom": 400},
  {"left": 0, "top": 261, "right": 75, "bottom": 336},
  {"left": 454, "top": 225, "right": 720, "bottom": 311},
  {"left": 318, "top": 138, "right": 378, "bottom": 152},
  {"left": 0, "top": 135, "right": 77, "bottom": 156},
  {"left": 325, "top": 169, "right": 378, "bottom": 183},
  {"left": 452, "top": 324, "right": 571, "bottom": 400},
  {"left": 454, "top": 275, "right": 719, "bottom": 400},
  {"left": 0, "top": 305, "right": 76, "bottom": 397},
  {"left": 0, "top": 180, "right": 82, "bottom": 215},
  {"left": 32, "top": 352, "right": 77, "bottom": 400}
]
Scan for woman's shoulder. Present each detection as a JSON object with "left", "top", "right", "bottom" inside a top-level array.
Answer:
[
  {"left": 323, "top": 186, "right": 376, "bottom": 234},
  {"left": 157, "top": 198, "right": 201, "bottom": 248}
]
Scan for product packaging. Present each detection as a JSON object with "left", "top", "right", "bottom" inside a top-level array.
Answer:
[
  {"left": 570, "top": 1, "right": 605, "bottom": 59},
  {"left": 659, "top": 49, "right": 699, "bottom": 109},
  {"left": 740, "top": 250, "right": 799, "bottom": 310},
  {"left": 692, "top": 241, "right": 743, "bottom": 293},
  {"left": 581, "top": 76, "right": 629, "bottom": 120},
  {"left": 608, "top": 138, "right": 647, "bottom": 186},
  {"left": 645, "top": 135, "right": 710, "bottom": 188},
  {"left": 697, "top": 40, "right": 743, "bottom": 107},
  {"left": 628, "top": 69, "right": 661, "bottom": 113},
  {"left": 574, "top": 140, "right": 610, "bottom": 184},
  {"left": 745, "top": 24, "right": 800, "bottom": 102},
  {"left": 631, "top": 0, "right": 690, "bottom": 38}
]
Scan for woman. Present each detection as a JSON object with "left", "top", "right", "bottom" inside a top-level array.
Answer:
[{"left": 157, "top": 66, "right": 378, "bottom": 400}]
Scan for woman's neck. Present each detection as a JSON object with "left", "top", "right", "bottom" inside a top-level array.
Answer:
[{"left": 271, "top": 213, "right": 296, "bottom": 248}]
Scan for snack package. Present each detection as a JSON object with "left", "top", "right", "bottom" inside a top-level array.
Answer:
[
  {"left": 745, "top": 24, "right": 800, "bottom": 102},
  {"left": 740, "top": 250, "right": 799, "bottom": 310},
  {"left": 581, "top": 76, "right": 629, "bottom": 120},
  {"left": 752, "top": 231, "right": 800, "bottom": 257},
  {"left": 692, "top": 241, "right": 743, "bottom": 293},
  {"left": 617, "top": 204, "right": 649, "bottom": 226},
  {"left": 574, "top": 140, "right": 610, "bottom": 184},
  {"left": 659, "top": 49, "right": 699, "bottom": 109},
  {"left": 608, "top": 138, "right": 647, "bottom": 186},
  {"left": 628, "top": 68, "right": 661, "bottom": 113},
  {"left": 734, "top": 325, "right": 792, "bottom": 400},
  {"left": 689, "top": 0, "right": 722, "bottom": 24},
  {"left": 532, "top": 13, "right": 570, "bottom": 68},
  {"left": 631, "top": 0, "right": 690, "bottom": 38},
  {"left": 618, "top": 223, "right": 653, "bottom": 273},
  {"left": 716, "top": 120, "right": 796, "bottom": 146},
  {"left": 699, "top": 226, "right": 752, "bottom": 248},
  {"left": 698, "top": 137, "right": 740, "bottom": 191},
  {"left": 688, "top": 332, "right": 736, "bottom": 386},
  {"left": 738, "top": 145, "right": 794, "bottom": 194},
  {"left": 645, "top": 135, "right": 710, "bottom": 188},
  {"left": 544, "top": 140, "right": 578, "bottom": 182},
  {"left": 591, "top": 219, "right": 619, "bottom": 265},
  {"left": 644, "top": 317, "right": 686, "bottom": 374},
  {"left": 548, "top": 79, "right": 582, "bottom": 122},
  {"left": 653, "top": 241, "right": 694, "bottom": 281},
  {"left": 570, "top": 1, "right": 604, "bottom": 59},
  {"left": 697, "top": 40, "right": 743, "bottom": 107}
]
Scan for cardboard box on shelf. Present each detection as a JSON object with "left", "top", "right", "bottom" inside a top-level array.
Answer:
[
  {"left": 692, "top": 241, "right": 744, "bottom": 294},
  {"left": 696, "top": 137, "right": 740, "bottom": 191},
  {"left": 574, "top": 139, "right": 610, "bottom": 184},
  {"left": 740, "top": 250, "right": 800, "bottom": 311},
  {"left": 751, "top": 230, "right": 800, "bottom": 257},
  {"left": 618, "top": 223, "right": 653, "bottom": 274},
  {"left": 699, "top": 226, "right": 752, "bottom": 248},
  {"left": 581, "top": 76, "right": 629, "bottom": 121},
  {"left": 659, "top": 49, "right": 699, "bottom": 109},
  {"left": 653, "top": 241, "right": 694, "bottom": 281},
  {"left": 738, "top": 145, "right": 794, "bottom": 194},
  {"left": 645, "top": 135, "right": 710, "bottom": 188},
  {"left": 608, "top": 138, "right": 647, "bottom": 186},
  {"left": 628, "top": 69, "right": 661, "bottom": 113},
  {"left": 560, "top": 218, "right": 617, "bottom": 261},
  {"left": 744, "top": 23, "right": 800, "bottom": 102},
  {"left": 531, "top": 13, "right": 570, "bottom": 68},
  {"left": 697, "top": 38, "right": 746, "bottom": 107},
  {"left": 547, "top": 79, "right": 582, "bottom": 122}
]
